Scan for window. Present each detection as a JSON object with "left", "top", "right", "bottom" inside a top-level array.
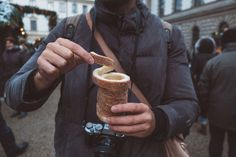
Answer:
[
  {"left": 174, "top": 0, "right": 182, "bottom": 12},
  {"left": 193, "top": 0, "right": 204, "bottom": 7},
  {"left": 29, "top": 0, "right": 36, "bottom": 6},
  {"left": 159, "top": 0, "right": 165, "bottom": 16},
  {"left": 82, "top": 5, "right": 88, "bottom": 14},
  {"left": 30, "top": 20, "right": 37, "bottom": 31},
  {"left": 192, "top": 26, "right": 200, "bottom": 49},
  {"left": 164, "top": 0, "right": 173, "bottom": 15},
  {"left": 72, "top": 2, "right": 77, "bottom": 14},
  {"left": 181, "top": 0, "right": 192, "bottom": 10},
  {"left": 59, "top": 2, "right": 66, "bottom": 13},
  {"left": 159, "top": 0, "right": 173, "bottom": 16},
  {"left": 204, "top": 0, "right": 217, "bottom": 4},
  {"left": 48, "top": 0, "right": 54, "bottom": 10}
]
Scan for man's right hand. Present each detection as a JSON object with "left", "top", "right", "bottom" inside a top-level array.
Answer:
[{"left": 34, "top": 38, "right": 94, "bottom": 91}]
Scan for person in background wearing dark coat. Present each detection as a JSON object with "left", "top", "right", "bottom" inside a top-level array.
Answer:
[
  {"left": 191, "top": 37, "right": 217, "bottom": 135},
  {"left": 4, "top": 0, "right": 198, "bottom": 156},
  {"left": 0, "top": 108, "right": 28, "bottom": 157},
  {"left": 0, "top": 37, "right": 30, "bottom": 119},
  {"left": 198, "top": 28, "right": 236, "bottom": 157},
  {"left": 0, "top": 37, "right": 29, "bottom": 157}
]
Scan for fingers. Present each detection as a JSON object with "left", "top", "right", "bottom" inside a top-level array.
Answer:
[
  {"left": 35, "top": 38, "right": 95, "bottom": 91},
  {"left": 103, "top": 103, "right": 156, "bottom": 138},
  {"left": 109, "top": 123, "right": 150, "bottom": 135},
  {"left": 105, "top": 112, "right": 152, "bottom": 125},
  {"left": 43, "top": 47, "right": 76, "bottom": 74},
  {"left": 47, "top": 42, "right": 75, "bottom": 63},
  {"left": 43, "top": 49, "right": 68, "bottom": 70},
  {"left": 111, "top": 103, "right": 149, "bottom": 114},
  {"left": 36, "top": 38, "right": 95, "bottom": 84},
  {"left": 56, "top": 38, "right": 94, "bottom": 64},
  {"left": 104, "top": 103, "right": 151, "bottom": 125},
  {"left": 37, "top": 54, "right": 60, "bottom": 81}
]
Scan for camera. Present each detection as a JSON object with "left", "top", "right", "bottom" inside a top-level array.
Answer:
[{"left": 83, "top": 122, "right": 125, "bottom": 157}]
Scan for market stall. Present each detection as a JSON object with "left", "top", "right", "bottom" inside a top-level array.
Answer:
[{"left": 0, "top": 1, "right": 57, "bottom": 53}]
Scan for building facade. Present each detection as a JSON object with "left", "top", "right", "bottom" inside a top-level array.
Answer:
[
  {"left": 157, "top": 0, "right": 236, "bottom": 51},
  {"left": 6, "top": 0, "right": 94, "bottom": 43}
]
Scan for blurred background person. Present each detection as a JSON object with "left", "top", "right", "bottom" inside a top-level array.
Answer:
[
  {"left": 0, "top": 37, "right": 30, "bottom": 119},
  {"left": 19, "top": 38, "right": 35, "bottom": 56},
  {"left": 198, "top": 28, "right": 236, "bottom": 157},
  {"left": 191, "top": 36, "right": 218, "bottom": 135},
  {"left": 0, "top": 37, "right": 29, "bottom": 156}
]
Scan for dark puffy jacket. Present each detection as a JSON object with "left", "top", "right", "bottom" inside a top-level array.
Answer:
[
  {"left": 0, "top": 47, "right": 30, "bottom": 96},
  {"left": 191, "top": 52, "right": 217, "bottom": 88},
  {"left": 198, "top": 42, "right": 236, "bottom": 130},
  {"left": 5, "top": 2, "right": 198, "bottom": 157}
]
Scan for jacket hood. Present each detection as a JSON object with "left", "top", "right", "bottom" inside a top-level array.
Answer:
[{"left": 194, "top": 36, "right": 216, "bottom": 54}]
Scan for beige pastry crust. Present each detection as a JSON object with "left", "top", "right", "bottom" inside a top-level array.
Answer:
[{"left": 91, "top": 52, "right": 130, "bottom": 121}]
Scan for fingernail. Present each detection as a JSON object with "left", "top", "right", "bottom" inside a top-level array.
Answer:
[{"left": 89, "top": 58, "right": 94, "bottom": 64}]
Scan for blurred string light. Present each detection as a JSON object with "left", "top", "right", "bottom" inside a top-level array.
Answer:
[{"left": 19, "top": 27, "right": 26, "bottom": 36}]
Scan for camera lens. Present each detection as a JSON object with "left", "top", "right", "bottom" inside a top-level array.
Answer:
[
  {"left": 94, "top": 135, "right": 117, "bottom": 157},
  {"left": 83, "top": 122, "right": 123, "bottom": 157}
]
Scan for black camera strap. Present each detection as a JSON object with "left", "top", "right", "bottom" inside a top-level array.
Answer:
[{"left": 64, "top": 13, "right": 96, "bottom": 124}]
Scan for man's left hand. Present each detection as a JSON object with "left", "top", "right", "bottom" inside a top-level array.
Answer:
[{"left": 103, "top": 103, "right": 156, "bottom": 138}]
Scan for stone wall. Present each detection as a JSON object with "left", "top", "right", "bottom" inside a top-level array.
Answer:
[
  {"left": 162, "top": 0, "right": 236, "bottom": 51},
  {"left": 175, "top": 10, "right": 236, "bottom": 50}
]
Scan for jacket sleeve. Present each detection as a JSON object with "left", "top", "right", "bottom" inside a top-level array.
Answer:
[
  {"left": 198, "top": 61, "right": 212, "bottom": 117},
  {"left": 154, "top": 26, "right": 199, "bottom": 139},
  {"left": 5, "top": 19, "right": 66, "bottom": 112}
]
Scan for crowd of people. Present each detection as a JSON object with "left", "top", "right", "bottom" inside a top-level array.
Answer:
[
  {"left": 0, "top": 0, "right": 235, "bottom": 157},
  {"left": 197, "top": 28, "right": 236, "bottom": 157}
]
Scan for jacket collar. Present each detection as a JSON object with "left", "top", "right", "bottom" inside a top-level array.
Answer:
[{"left": 94, "top": 0, "right": 149, "bottom": 35}]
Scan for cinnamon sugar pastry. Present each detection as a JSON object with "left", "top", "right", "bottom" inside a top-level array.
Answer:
[{"left": 91, "top": 52, "right": 130, "bottom": 122}]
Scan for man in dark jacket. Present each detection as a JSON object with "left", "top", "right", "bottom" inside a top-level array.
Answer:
[
  {"left": 5, "top": 0, "right": 198, "bottom": 157},
  {"left": 191, "top": 37, "right": 217, "bottom": 135},
  {"left": 0, "top": 37, "right": 30, "bottom": 119},
  {"left": 198, "top": 28, "right": 236, "bottom": 157},
  {"left": 191, "top": 37, "right": 217, "bottom": 88},
  {"left": 0, "top": 37, "right": 29, "bottom": 157}
]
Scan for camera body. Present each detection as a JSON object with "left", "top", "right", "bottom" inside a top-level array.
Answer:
[{"left": 83, "top": 122, "right": 124, "bottom": 157}]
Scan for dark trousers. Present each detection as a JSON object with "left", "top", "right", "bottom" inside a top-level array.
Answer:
[
  {"left": 0, "top": 103, "right": 18, "bottom": 156},
  {"left": 209, "top": 124, "right": 236, "bottom": 157}
]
